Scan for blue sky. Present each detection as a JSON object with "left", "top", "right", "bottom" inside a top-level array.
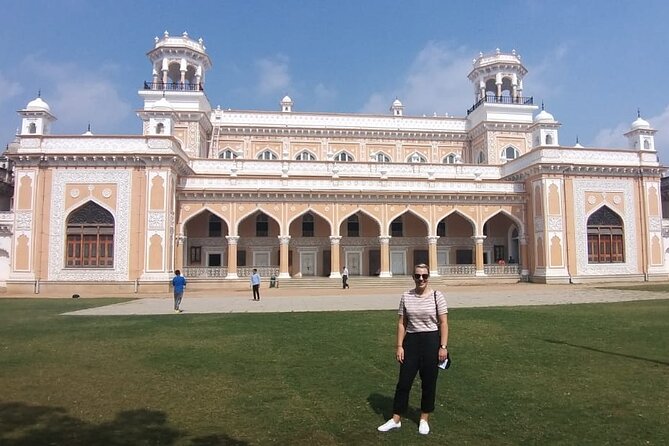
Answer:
[{"left": 2, "top": 0, "right": 669, "bottom": 162}]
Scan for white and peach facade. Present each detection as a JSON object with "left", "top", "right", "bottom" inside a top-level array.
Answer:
[{"left": 3, "top": 33, "right": 666, "bottom": 294}]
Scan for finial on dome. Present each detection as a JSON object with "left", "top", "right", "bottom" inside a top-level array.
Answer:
[
  {"left": 541, "top": 101, "right": 545, "bottom": 111},
  {"left": 38, "top": 89, "right": 41, "bottom": 98},
  {"left": 637, "top": 108, "right": 641, "bottom": 118},
  {"left": 576, "top": 136, "right": 579, "bottom": 144}
]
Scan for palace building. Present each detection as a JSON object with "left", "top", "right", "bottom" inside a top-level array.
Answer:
[{"left": 3, "top": 31, "right": 666, "bottom": 295}]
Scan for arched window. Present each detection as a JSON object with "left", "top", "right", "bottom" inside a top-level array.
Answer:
[
  {"left": 644, "top": 140, "right": 650, "bottom": 150},
  {"left": 66, "top": 201, "right": 114, "bottom": 268},
  {"left": 587, "top": 206, "right": 624, "bottom": 263},
  {"left": 443, "top": 153, "right": 457, "bottom": 164},
  {"left": 256, "top": 214, "right": 269, "bottom": 237},
  {"left": 219, "top": 149, "right": 237, "bottom": 159},
  {"left": 156, "top": 122, "right": 164, "bottom": 134},
  {"left": 258, "top": 150, "right": 278, "bottom": 160},
  {"left": 545, "top": 134, "right": 553, "bottom": 145},
  {"left": 347, "top": 214, "right": 359, "bottom": 237},
  {"left": 408, "top": 153, "right": 427, "bottom": 163},
  {"left": 296, "top": 151, "right": 316, "bottom": 161},
  {"left": 209, "top": 215, "right": 222, "bottom": 237},
  {"left": 334, "top": 151, "right": 353, "bottom": 162},
  {"left": 501, "top": 146, "right": 519, "bottom": 163},
  {"left": 28, "top": 123, "right": 37, "bottom": 134},
  {"left": 437, "top": 221, "right": 446, "bottom": 237},
  {"left": 302, "top": 213, "right": 314, "bottom": 237},
  {"left": 391, "top": 216, "right": 403, "bottom": 237},
  {"left": 476, "top": 151, "right": 486, "bottom": 164},
  {"left": 375, "top": 152, "right": 391, "bottom": 163}
]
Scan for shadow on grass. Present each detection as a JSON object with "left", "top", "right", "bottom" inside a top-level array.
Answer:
[
  {"left": 0, "top": 401, "right": 248, "bottom": 446},
  {"left": 367, "top": 393, "right": 421, "bottom": 425},
  {"left": 543, "top": 339, "right": 669, "bottom": 366}
]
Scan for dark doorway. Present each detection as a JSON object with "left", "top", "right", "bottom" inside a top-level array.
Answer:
[
  {"left": 456, "top": 249, "right": 473, "bottom": 264},
  {"left": 369, "top": 249, "right": 380, "bottom": 276}
]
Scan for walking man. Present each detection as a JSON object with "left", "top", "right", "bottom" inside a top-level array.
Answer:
[
  {"left": 171, "top": 269, "right": 186, "bottom": 313},
  {"left": 342, "top": 266, "right": 350, "bottom": 289},
  {"left": 250, "top": 268, "right": 261, "bottom": 301}
]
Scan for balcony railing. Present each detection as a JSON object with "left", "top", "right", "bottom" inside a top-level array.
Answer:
[
  {"left": 143, "top": 81, "right": 204, "bottom": 92},
  {"left": 182, "top": 265, "right": 521, "bottom": 278},
  {"left": 467, "top": 95, "right": 533, "bottom": 115}
]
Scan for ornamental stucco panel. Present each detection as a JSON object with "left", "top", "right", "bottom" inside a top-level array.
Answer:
[
  {"left": 574, "top": 179, "right": 638, "bottom": 275},
  {"left": 49, "top": 170, "right": 131, "bottom": 281}
]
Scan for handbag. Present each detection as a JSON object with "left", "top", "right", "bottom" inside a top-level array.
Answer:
[{"left": 435, "top": 291, "right": 451, "bottom": 369}]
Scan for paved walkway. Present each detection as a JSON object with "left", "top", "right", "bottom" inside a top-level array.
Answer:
[{"left": 63, "top": 283, "right": 669, "bottom": 316}]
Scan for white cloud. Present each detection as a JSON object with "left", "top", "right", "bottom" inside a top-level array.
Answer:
[
  {"left": 255, "top": 55, "right": 291, "bottom": 96},
  {"left": 360, "top": 41, "right": 472, "bottom": 116},
  {"left": 592, "top": 122, "right": 628, "bottom": 149},
  {"left": 18, "top": 55, "right": 132, "bottom": 134}
]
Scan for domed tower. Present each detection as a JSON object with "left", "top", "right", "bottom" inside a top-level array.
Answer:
[
  {"left": 624, "top": 111, "right": 656, "bottom": 151},
  {"left": 466, "top": 49, "right": 538, "bottom": 165},
  {"left": 467, "top": 49, "right": 530, "bottom": 106},
  {"left": 530, "top": 103, "right": 560, "bottom": 148},
  {"left": 137, "top": 31, "right": 213, "bottom": 157},
  {"left": 18, "top": 94, "right": 56, "bottom": 136}
]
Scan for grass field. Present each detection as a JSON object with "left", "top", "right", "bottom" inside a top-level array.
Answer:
[{"left": 1, "top": 298, "right": 668, "bottom": 445}]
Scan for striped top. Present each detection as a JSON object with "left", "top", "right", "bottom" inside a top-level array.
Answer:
[{"left": 398, "top": 289, "right": 448, "bottom": 333}]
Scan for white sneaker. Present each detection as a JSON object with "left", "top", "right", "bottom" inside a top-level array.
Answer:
[
  {"left": 419, "top": 419, "right": 430, "bottom": 435},
  {"left": 377, "top": 419, "right": 401, "bottom": 432}
]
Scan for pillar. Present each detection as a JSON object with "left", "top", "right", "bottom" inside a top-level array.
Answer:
[
  {"left": 329, "top": 236, "right": 342, "bottom": 278},
  {"left": 278, "top": 235, "right": 291, "bottom": 279},
  {"left": 379, "top": 235, "right": 392, "bottom": 278},
  {"left": 225, "top": 236, "right": 239, "bottom": 279},
  {"left": 174, "top": 234, "right": 186, "bottom": 271},
  {"left": 472, "top": 235, "right": 487, "bottom": 277},
  {"left": 427, "top": 235, "right": 440, "bottom": 276},
  {"left": 520, "top": 236, "right": 529, "bottom": 277}
]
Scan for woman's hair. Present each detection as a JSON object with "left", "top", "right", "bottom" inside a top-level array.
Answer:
[{"left": 414, "top": 263, "right": 430, "bottom": 274}]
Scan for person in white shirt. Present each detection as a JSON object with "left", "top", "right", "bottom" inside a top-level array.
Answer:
[{"left": 377, "top": 263, "right": 448, "bottom": 436}]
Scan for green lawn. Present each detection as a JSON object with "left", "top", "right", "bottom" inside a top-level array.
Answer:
[{"left": 1, "top": 298, "right": 668, "bottom": 445}]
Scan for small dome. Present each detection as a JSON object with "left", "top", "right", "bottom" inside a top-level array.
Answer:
[
  {"left": 26, "top": 97, "right": 51, "bottom": 113},
  {"left": 574, "top": 142, "right": 584, "bottom": 148},
  {"left": 153, "top": 97, "right": 173, "bottom": 110},
  {"left": 281, "top": 95, "right": 293, "bottom": 103},
  {"left": 392, "top": 98, "right": 403, "bottom": 107},
  {"left": 534, "top": 109, "right": 554, "bottom": 123},
  {"left": 631, "top": 116, "right": 650, "bottom": 130}
]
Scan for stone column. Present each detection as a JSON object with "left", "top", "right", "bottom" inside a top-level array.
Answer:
[
  {"left": 329, "top": 236, "right": 342, "bottom": 278},
  {"left": 175, "top": 234, "right": 186, "bottom": 271},
  {"left": 427, "top": 235, "right": 440, "bottom": 276},
  {"left": 379, "top": 235, "right": 392, "bottom": 278},
  {"left": 225, "top": 236, "right": 239, "bottom": 279},
  {"left": 278, "top": 235, "right": 291, "bottom": 279},
  {"left": 472, "top": 235, "right": 487, "bottom": 277},
  {"left": 519, "top": 236, "right": 529, "bottom": 278}
]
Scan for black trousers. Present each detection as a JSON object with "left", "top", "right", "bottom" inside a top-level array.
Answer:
[
  {"left": 252, "top": 284, "right": 260, "bottom": 300},
  {"left": 392, "top": 330, "right": 440, "bottom": 414},
  {"left": 342, "top": 275, "right": 349, "bottom": 289}
]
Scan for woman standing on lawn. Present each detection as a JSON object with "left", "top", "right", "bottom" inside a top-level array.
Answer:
[{"left": 377, "top": 263, "right": 448, "bottom": 436}]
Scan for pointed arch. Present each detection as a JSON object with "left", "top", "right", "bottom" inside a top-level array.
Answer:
[
  {"left": 500, "top": 145, "right": 520, "bottom": 163},
  {"left": 587, "top": 205, "right": 625, "bottom": 263},
  {"left": 337, "top": 208, "right": 382, "bottom": 235},
  {"left": 436, "top": 209, "right": 476, "bottom": 234},
  {"left": 65, "top": 200, "right": 115, "bottom": 268},
  {"left": 334, "top": 151, "right": 354, "bottom": 162},
  {"left": 386, "top": 208, "right": 430, "bottom": 235},
  {"left": 287, "top": 207, "right": 333, "bottom": 234},
  {"left": 407, "top": 152, "right": 427, "bottom": 163},
  {"left": 258, "top": 149, "right": 278, "bottom": 160},
  {"left": 295, "top": 150, "right": 317, "bottom": 161},
  {"left": 236, "top": 208, "right": 282, "bottom": 235},
  {"left": 482, "top": 209, "right": 525, "bottom": 236},
  {"left": 181, "top": 206, "right": 230, "bottom": 229}
]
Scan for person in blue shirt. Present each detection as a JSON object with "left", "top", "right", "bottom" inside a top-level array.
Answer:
[
  {"left": 171, "top": 269, "right": 187, "bottom": 313},
  {"left": 250, "top": 268, "right": 261, "bottom": 301}
]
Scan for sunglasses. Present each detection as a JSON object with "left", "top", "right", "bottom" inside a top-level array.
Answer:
[{"left": 413, "top": 273, "right": 430, "bottom": 281}]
